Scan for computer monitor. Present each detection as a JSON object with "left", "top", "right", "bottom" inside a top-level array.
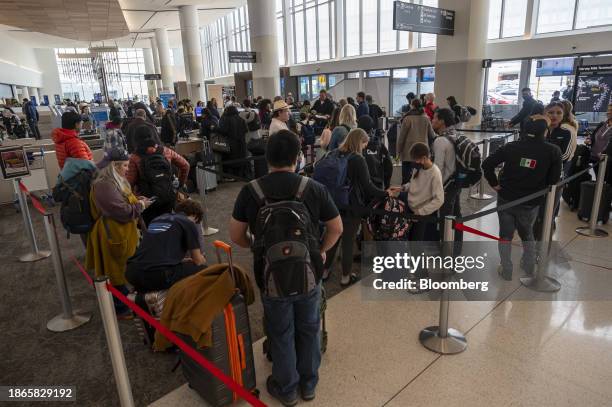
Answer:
[{"left": 195, "top": 106, "right": 203, "bottom": 118}]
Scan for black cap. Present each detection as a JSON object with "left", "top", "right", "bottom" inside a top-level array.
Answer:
[
  {"left": 61, "top": 111, "right": 82, "bottom": 129},
  {"left": 523, "top": 117, "right": 549, "bottom": 139},
  {"left": 135, "top": 126, "right": 158, "bottom": 151},
  {"left": 357, "top": 115, "right": 374, "bottom": 133}
]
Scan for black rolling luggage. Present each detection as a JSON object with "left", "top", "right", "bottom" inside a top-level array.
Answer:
[
  {"left": 577, "top": 181, "right": 612, "bottom": 224},
  {"left": 487, "top": 136, "right": 505, "bottom": 155},
  {"left": 562, "top": 144, "right": 592, "bottom": 210},
  {"left": 179, "top": 241, "right": 258, "bottom": 406}
]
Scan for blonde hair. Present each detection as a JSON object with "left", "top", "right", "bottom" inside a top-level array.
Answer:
[
  {"left": 93, "top": 161, "right": 132, "bottom": 198},
  {"left": 559, "top": 100, "right": 578, "bottom": 130},
  {"left": 338, "top": 104, "right": 357, "bottom": 129},
  {"left": 339, "top": 128, "right": 369, "bottom": 155}
]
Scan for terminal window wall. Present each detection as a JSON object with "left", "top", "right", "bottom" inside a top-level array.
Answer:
[
  {"left": 537, "top": 0, "right": 612, "bottom": 33},
  {"left": 277, "top": 0, "right": 286, "bottom": 65},
  {"left": 229, "top": 6, "right": 252, "bottom": 73},
  {"left": 291, "top": 0, "right": 336, "bottom": 63},
  {"left": 391, "top": 68, "right": 418, "bottom": 115},
  {"left": 485, "top": 60, "right": 522, "bottom": 119},
  {"left": 487, "top": 0, "right": 529, "bottom": 39},
  {"left": 527, "top": 57, "right": 575, "bottom": 104},
  {"left": 344, "top": 0, "right": 423, "bottom": 57}
]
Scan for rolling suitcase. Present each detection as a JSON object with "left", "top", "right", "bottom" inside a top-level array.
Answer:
[
  {"left": 577, "top": 181, "right": 612, "bottom": 224},
  {"left": 179, "top": 241, "right": 258, "bottom": 406},
  {"left": 197, "top": 162, "right": 218, "bottom": 193}
]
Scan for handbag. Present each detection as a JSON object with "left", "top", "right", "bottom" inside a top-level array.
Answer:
[{"left": 210, "top": 133, "right": 231, "bottom": 153}]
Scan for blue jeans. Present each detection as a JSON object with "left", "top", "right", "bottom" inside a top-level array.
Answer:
[
  {"left": 497, "top": 198, "right": 539, "bottom": 275},
  {"left": 262, "top": 284, "right": 321, "bottom": 397}
]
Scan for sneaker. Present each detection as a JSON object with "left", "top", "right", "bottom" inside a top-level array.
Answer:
[
  {"left": 497, "top": 265, "right": 512, "bottom": 281},
  {"left": 300, "top": 385, "right": 316, "bottom": 401},
  {"left": 266, "top": 376, "right": 298, "bottom": 407}
]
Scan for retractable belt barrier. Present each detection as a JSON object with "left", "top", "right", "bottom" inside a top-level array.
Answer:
[{"left": 71, "top": 258, "right": 266, "bottom": 407}]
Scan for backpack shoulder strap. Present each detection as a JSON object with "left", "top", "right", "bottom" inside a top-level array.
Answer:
[
  {"left": 248, "top": 178, "right": 267, "bottom": 206},
  {"left": 295, "top": 176, "right": 309, "bottom": 201}
]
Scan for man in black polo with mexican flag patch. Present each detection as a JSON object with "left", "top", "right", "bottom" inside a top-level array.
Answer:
[{"left": 482, "top": 115, "right": 562, "bottom": 281}]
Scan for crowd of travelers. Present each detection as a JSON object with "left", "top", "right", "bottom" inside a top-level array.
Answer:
[{"left": 43, "top": 85, "right": 612, "bottom": 406}]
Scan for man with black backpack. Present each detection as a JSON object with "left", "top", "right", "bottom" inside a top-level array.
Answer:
[
  {"left": 127, "top": 127, "right": 190, "bottom": 225},
  {"left": 230, "top": 130, "right": 342, "bottom": 406},
  {"left": 432, "top": 108, "right": 482, "bottom": 242}
]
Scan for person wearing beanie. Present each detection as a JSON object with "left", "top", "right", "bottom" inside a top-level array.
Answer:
[
  {"left": 86, "top": 146, "right": 152, "bottom": 319},
  {"left": 52, "top": 111, "right": 93, "bottom": 169},
  {"left": 482, "top": 115, "right": 562, "bottom": 281}
]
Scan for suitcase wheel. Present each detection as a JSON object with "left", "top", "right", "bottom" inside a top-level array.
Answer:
[{"left": 251, "top": 389, "right": 260, "bottom": 399}]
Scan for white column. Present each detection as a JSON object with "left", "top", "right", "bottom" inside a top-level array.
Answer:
[
  {"left": 247, "top": 0, "right": 281, "bottom": 98},
  {"left": 28, "top": 87, "right": 40, "bottom": 104},
  {"left": 150, "top": 37, "right": 162, "bottom": 95},
  {"left": 434, "top": 0, "right": 490, "bottom": 123},
  {"left": 179, "top": 5, "right": 206, "bottom": 101},
  {"left": 20, "top": 86, "right": 30, "bottom": 101},
  {"left": 143, "top": 48, "right": 158, "bottom": 100},
  {"left": 283, "top": 0, "right": 294, "bottom": 65},
  {"left": 334, "top": 0, "right": 344, "bottom": 59},
  {"left": 154, "top": 28, "right": 174, "bottom": 93}
]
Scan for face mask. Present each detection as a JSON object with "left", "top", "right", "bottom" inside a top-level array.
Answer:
[{"left": 413, "top": 163, "right": 424, "bottom": 170}]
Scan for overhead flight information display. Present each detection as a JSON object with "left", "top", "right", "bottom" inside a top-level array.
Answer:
[
  {"left": 393, "top": 1, "right": 455, "bottom": 36},
  {"left": 574, "top": 65, "right": 612, "bottom": 113}
]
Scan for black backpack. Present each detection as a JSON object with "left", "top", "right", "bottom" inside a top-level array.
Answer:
[
  {"left": 300, "top": 122, "right": 315, "bottom": 146},
  {"left": 249, "top": 176, "right": 321, "bottom": 297},
  {"left": 444, "top": 134, "right": 482, "bottom": 188},
  {"left": 138, "top": 151, "right": 176, "bottom": 207},
  {"left": 364, "top": 137, "right": 389, "bottom": 189},
  {"left": 52, "top": 168, "right": 96, "bottom": 236},
  {"left": 246, "top": 111, "right": 261, "bottom": 132}
]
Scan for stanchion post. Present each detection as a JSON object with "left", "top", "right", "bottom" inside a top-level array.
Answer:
[
  {"left": 520, "top": 185, "right": 561, "bottom": 292},
  {"left": 513, "top": 129, "right": 519, "bottom": 141},
  {"left": 576, "top": 154, "right": 609, "bottom": 238},
  {"left": 13, "top": 178, "right": 51, "bottom": 262},
  {"left": 199, "top": 181, "right": 219, "bottom": 236},
  {"left": 419, "top": 216, "right": 467, "bottom": 354},
  {"left": 470, "top": 138, "right": 493, "bottom": 200},
  {"left": 94, "top": 277, "right": 135, "bottom": 407},
  {"left": 43, "top": 212, "right": 91, "bottom": 332}
]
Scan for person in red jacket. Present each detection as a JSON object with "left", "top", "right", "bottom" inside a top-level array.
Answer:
[
  {"left": 52, "top": 111, "right": 93, "bottom": 169},
  {"left": 424, "top": 93, "right": 438, "bottom": 121}
]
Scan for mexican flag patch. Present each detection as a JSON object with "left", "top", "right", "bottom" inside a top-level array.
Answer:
[{"left": 520, "top": 158, "right": 537, "bottom": 169}]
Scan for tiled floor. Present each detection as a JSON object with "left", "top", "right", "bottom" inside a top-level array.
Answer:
[{"left": 151, "top": 200, "right": 612, "bottom": 407}]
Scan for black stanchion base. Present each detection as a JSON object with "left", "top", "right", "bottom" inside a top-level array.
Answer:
[
  {"left": 575, "top": 226, "right": 609, "bottom": 238},
  {"left": 19, "top": 250, "right": 51, "bottom": 262},
  {"left": 419, "top": 326, "right": 467, "bottom": 354},
  {"left": 520, "top": 275, "right": 561, "bottom": 292},
  {"left": 47, "top": 310, "right": 92, "bottom": 332}
]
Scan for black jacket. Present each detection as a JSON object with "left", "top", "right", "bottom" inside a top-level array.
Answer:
[
  {"left": 509, "top": 96, "right": 538, "bottom": 128},
  {"left": 313, "top": 99, "right": 334, "bottom": 116},
  {"left": 125, "top": 118, "right": 160, "bottom": 154},
  {"left": 160, "top": 111, "right": 177, "bottom": 145},
  {"left": 547, "top": 126, "right": 572, "bottom": 162},
  {"left": 218, "top": 108, "right": 248, "bottom": 160},
  {"left": 343, "top": 152, "right": 387, "bottom": 216},
  {"left": 482, "top": 135, "right": 562, "bottom": 205},
  {"left": 368, "top": 104, "right": 384, "bottom": 129}
]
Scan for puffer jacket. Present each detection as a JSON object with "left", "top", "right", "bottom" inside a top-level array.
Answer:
[{"left": 52, "top": 128, "right": 93, "bottom": 169}]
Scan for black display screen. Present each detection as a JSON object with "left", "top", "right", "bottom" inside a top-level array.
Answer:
[{"left": 393, "top": 1, "right": 455, "bottom": 36}]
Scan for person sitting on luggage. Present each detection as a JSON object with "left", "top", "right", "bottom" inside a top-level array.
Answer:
[
  {"left": 127, "top": 128, "right": 190, "bottom": 225},
  {"left": 86, "top": 148, "right": 153, "bottom": 319},
  {"left": 390, "top": 142, "right": 444, "bottom": 241},
  {"left": 126, "top": 199, "right": 207, "bottom": 293},
  {"left": 358, "top": 115, "right": 393, "bottom": 189},
  {"left": 230, "top": 130, "right": 343, "bottom": 406},
  {"left": 52, "top": 111, "right": 93, "bottom": 169},
  {"left": 482, "top": 116, "right": 562, "bottom": 281}
]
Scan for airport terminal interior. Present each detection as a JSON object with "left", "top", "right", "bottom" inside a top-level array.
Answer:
[{"left": 2, "top": 0, "right": 612, "bottom": 406}]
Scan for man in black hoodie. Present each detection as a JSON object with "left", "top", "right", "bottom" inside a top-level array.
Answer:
[
  {"left": 482, "top": 115, "right": 562, "bottom": 280},
  {"left": 509, "top": 88, "right": 539, "bottom": 131}
]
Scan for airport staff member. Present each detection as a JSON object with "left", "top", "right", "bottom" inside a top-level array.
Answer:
[{"left": 482, "top": 116, "right": 562, "bottom": 281}]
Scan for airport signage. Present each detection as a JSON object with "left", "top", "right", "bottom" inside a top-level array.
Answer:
[
  {"left": 144, "top": 73, "right": 162, "bottom": 80},
  {"left": 228, "top": 51, "right": 257, "bottom": 63},
  {"left": 393, "top": 1, "right": 455, "bottom": 36}
]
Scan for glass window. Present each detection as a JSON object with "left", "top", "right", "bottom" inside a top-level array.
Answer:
[
  {"left": 294, "top": 10, "right": 306, "bottom": 63},
  {"left": 419, "top": 0, "right": 438, "bottom": 48},
  {"left": 276, "top": 0, "right": 285, "bottom": 65},
  {"left": 345, "top": 0, "right": 360, "bottom": 56},
  {"left": 361, "top": 0, "right": 378, "bottom": 54},
  {"left": 368, "top": 69, "right": 390, "bottom": 77},
  {"left": 575, "top": 0, "right": 612, "bottom": 29},
  {"left": 318, "top": 2, "right": 331, "bottom": 60},
  {"left": 306, "top": 6, "right": 317, "bottom": 61},
  {"left": 485, "top": 60, "right": 522, "bottom": 119},
  {"left": 537, "top": 0, "right": 576, "bottom": 33},
  {"left": 488, "top": 0, "right": 502, "bottom": 39},
  {"left": 299, "top": 76, "right": 311, "bottom": 100},
  {"left": 328, "top": 73, "right": 344, "bottom": 87},
  {"left": 380, "top": 0, "right": 396, "bottom": 52},
  {"left": 347, "top": 71, "right": 360, "bottom": 79},
  {"left": 502, "top": 0, "right": 528, "bottom": 37},
  {"left": 311, "top": 74, "right": 327, "bottom": 95},
  {"left": 391, "top": 68, "right": 418, "bottom": 115}
]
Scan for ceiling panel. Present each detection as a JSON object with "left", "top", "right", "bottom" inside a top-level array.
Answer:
[{"left": 0, "top": 0, "right": 129, "bottom": 41}]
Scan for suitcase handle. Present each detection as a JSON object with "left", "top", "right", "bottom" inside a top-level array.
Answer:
[
  {"left": 213, "top": 240, "right": 237, "bottom": 285},
  {"left": 213, "top": 240, "right": 232, "bottom": 254}
]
